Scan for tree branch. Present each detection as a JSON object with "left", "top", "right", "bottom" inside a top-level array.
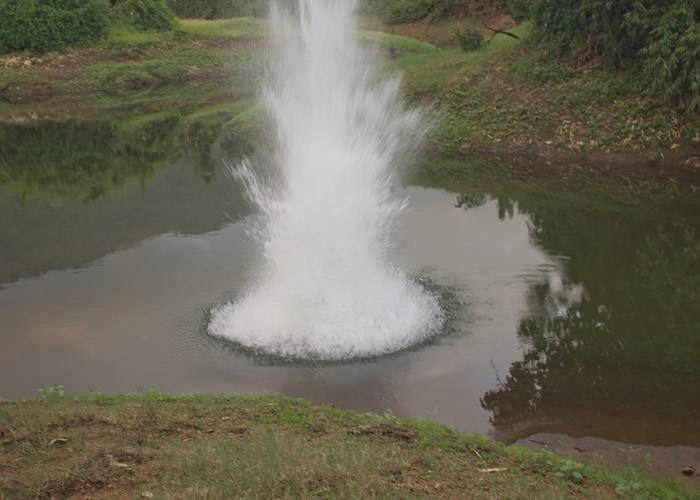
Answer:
[{"left": 483, "top": 23, "right": 521, "bottom": 40}]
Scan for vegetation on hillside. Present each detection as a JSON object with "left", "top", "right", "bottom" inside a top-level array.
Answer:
[
  {"left": 527, "top": 0, "right": 700, "bottom": 113},
  {"left": 364, "top": 0, "right": 699, "bottom": 113},
  {"left": 0, "top": 0, "right": 176, "bottom": 54},
  {"left": 0, "top": 393, "right": 696, "bottom": 499},
  {"left": 0, "top": 1, "right": 697, "bottom": 163},
  {"left": 166, "top": 0, "right": 266, "bottom": 19},
  {"left": 361, "top": 0, "right": 507, "bottom": 24},
  {"left": 111, "top": 0, "right": 175, "bottom": 32},
  {"left": 169, "top": 0, "right": 700, "bottom": 114},
  {"left": 389, "top": 27, "right": 699, "bottom": 160},
  {"left": 0, "top": 0, "right": 111, "bottom": 53}
]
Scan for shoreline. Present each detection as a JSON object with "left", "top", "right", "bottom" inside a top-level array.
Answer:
[
  {"left": 1, "top": 393, "right": 697, "bottom": 498},
  {"left": 2, "top": 17, "right": 698, "bottom": 174}
]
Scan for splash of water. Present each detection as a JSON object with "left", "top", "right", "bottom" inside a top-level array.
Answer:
[{"left": 208, "top": 0, "right": 443, "bottom": 360}]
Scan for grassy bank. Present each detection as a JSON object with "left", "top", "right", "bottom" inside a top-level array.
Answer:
[
  {"left": 386, "top": 22, "right": 699, "bottom": 168},
  {"left": 0, "top": 393, "right": 696, "bottom": 499},
  {"left": 0, "top": 18, "right": 432, "bottom": 121},
  {"left": 1, "top": 16, "right": 698, "bottom": 169}
]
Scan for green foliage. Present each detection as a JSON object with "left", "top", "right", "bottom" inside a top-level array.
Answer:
[
  {"left": 362, "top": 0, "right": 432, "bottom": 24},
  {"left": 636, "top": 2, "right": 700, "bottom": 113},
  {"left": 505, "top": 0, "right": 532, "bottom": 22},
  {"left": 0, "top": 0, "right": 110, "bottom": 53},
  {"left": 428, "top": 0, "right": 505, "bottom": 19},
  {"left": 165, "top": 0, "right": 267, "bottom": 19},
  {"left": 531, "top": 0, "right": 700, "bottom": 112},
  {"left": 362, "top": 0, "right": 505, "bottom": 24},
  {"left": 0, "top": 0, "right": 176, "bottom": 54},
  {"left": 384, "top": 0, "right": 433, "bottom": 24},
  {"left": 111, "top": 0, "right": 175, "bottom": 31},
  {"left": 457, "top": 28, "right": 484, "bottom": 52},
  {"left": 543, "top": 456, "right": 587, "bottom": 484}
]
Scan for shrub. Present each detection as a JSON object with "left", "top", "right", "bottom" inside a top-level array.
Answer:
[
  {"left": 362, "top": 0, "right": 505, "bottom": 24},
  {"left": 0, "top": 0, "right": 111, "bottom": 53},
  {"left": 531, "top": 0, "right": 700, "bottom": 112},
  {"left": 429, "top": 0, "right": 505, "bottom": 20},
  {"left": 362, "top": 0, "right": 432, "bottom": 24},
  {"left": 111, "top": 0, "right": 175, "bottom": 31},
  {"left": 457, "top": 29, "right": 484, "bottom": 52},
  {"left": 385, "top": 0, "right": 433, "bottom": 24},
  {"left": 166, "top": 0, "right": 267, "bottom": 19},
  {"left": 634, "top": 2, "right": 700, "bottom": 112},
  {"left": 505, "top": 0, "right": 532, "bottom": 22}
]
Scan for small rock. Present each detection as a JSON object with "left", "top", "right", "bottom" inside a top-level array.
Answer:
[
  {"left": 141, "top": 493, "right": 155, "bottom": 499},
  {"left": 682, "top": 466, "right": 696, "bottom": 476},
  {"left": 23, "top": 60, "right": 31, "bottom": 67}
]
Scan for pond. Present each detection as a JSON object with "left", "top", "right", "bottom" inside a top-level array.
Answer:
[{"left": 1, "top": 116, "right": 699, "bottom": 472}]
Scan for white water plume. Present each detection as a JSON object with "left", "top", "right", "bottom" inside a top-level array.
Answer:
[{"left": 208, "top": 0, "right": 443, "bottom": 360}]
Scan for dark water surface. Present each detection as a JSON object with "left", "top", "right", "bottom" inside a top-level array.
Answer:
[{"left": 1, "top": 119, "right": 699, "bottom": 464}]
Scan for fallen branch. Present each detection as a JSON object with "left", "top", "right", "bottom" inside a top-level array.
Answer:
[
  {"left": 483, "top": 23, "right": 520, "bottom": 40},
  {"left": 479, "top": 467, "right": 509, "bottom": 473}
]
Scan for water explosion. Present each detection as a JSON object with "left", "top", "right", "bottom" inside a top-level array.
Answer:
[{"left": 208, "top": 0, "right": 443, "bottom": 360}]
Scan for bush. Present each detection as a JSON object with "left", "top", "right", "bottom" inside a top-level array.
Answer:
[
  {"left": 384, "top": 0, "right": 433, "bottom": 24},
  {"left": 635, "top": 2, "right": 700, "bottom": 112},
  {"left": 362, "top": 0, "right": 504, "bottom": 24},
  {"left": 531, "top": 0, "right": 700, "bottom": 112},
  {"left": 505, "top": 0, "right": 532, "bottom": 22},
  {"left": 429, "top": 0, "right": 505, "bottom": 19},
  {"left": 166, "top": 0, "right": 267, "bottom": 19},
  {"left": 111, "top": 0, "right": 175, "bottom": 31},
  {"left": 362, "top": 0, "right": 431, "bottom": 24},
  {"left": 457, "top": 29, "right": 484, "bottom": 52},
  {"left": 0, "top": 0, "right": 111, "bottom": 53}
]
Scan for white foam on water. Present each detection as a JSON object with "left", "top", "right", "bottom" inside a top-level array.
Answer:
[{"left": 208, "top": 0, "right": 443, "bottom": 360}]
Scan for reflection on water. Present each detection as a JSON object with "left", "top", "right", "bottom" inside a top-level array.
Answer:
[
  {"left": 1, "top": 118, "right": 699, "bottom": 453},
  {"left": 0, "top": 115, "right": 222, "bottom": 203},
  {"left": 483, "top": 203, "right": 700, "bottom": 445}
]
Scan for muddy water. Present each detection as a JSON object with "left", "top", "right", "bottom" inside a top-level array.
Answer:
[{"left": 1, "top": 119, "right": 699, "bottom": 486}]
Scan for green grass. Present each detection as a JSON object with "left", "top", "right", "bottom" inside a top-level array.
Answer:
[
  {"left": 359, "top": 30, "right": 437, "bottom": 57},
  {"left": 0, "top": 393, "right": 695, "bottom": 499},
  {"left": 177, "top": 17, "right": 266, "bottom": 41},
  {"left": 390, "top": 25, "right": 527, "bottom": 97},
  {"left": 84, "top": 43, "right": 260, "bottom": 97},
  {"left": 104, "top": 25, "right": 177, "bottom": 54}
]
